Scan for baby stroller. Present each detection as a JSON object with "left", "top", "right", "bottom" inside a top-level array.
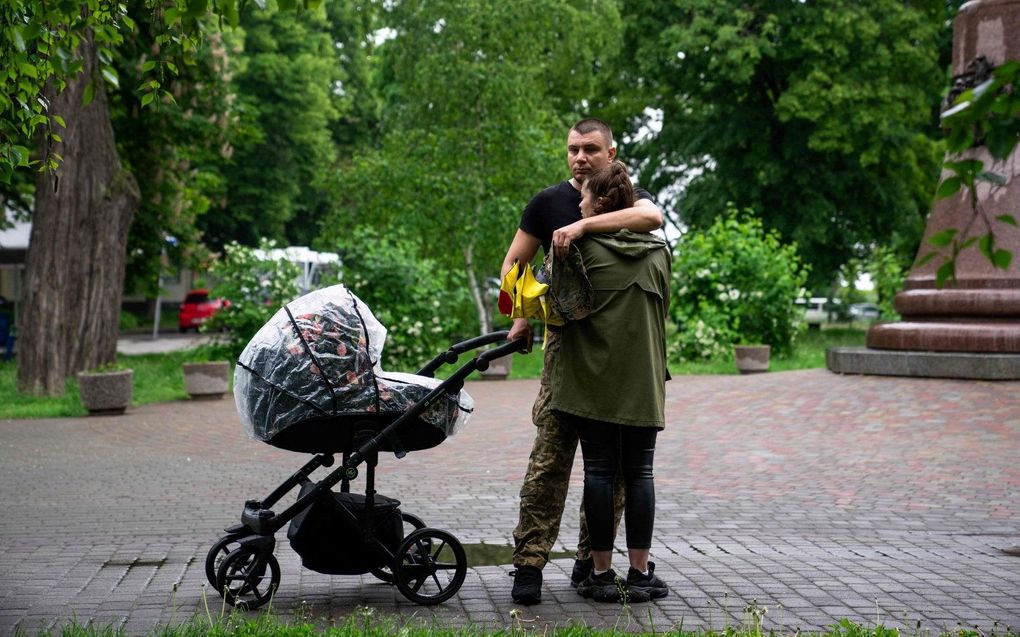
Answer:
[{"left": 206, "top": 285, "right": 525, "bottom": 608}]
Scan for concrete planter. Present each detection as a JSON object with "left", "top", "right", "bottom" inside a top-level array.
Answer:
[
  {"left": 478, "top": 353, "right": 512, "bottom": 380},
  {"left": 182, "top": 361, "right": 231, "bottom": 400},
  {"left": 77, "top": 369, "right": 133, "bottom": 415},
  {"left": 734, "top": 345, "right": 770, "bottom": 374}
]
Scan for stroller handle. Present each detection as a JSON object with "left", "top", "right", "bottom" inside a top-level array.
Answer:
[
  {"left": 417, "top": 330, "right": 525, "bottom": 377},
  {"left": 448, "top": 330, "right": 512, "bottom": 354},
  {"left": 477, "top": 337, "right": 528, "bottom": 367}
]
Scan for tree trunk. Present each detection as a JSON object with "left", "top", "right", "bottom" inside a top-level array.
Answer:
[
  {"left": 17, "top": 33, "right": 140, "bottom": 396},
  {"left": 463, "top": 241, "right": 492, "bottom": 335}
]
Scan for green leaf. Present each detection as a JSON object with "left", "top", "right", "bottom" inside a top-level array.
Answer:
[
  {"left": 914, "top": 252, "right": 937, "bottom": 268},
  {"left": 935, "top": 176, "right": 962, "bottom": 200},
  {"left": 945, "top": 158, "right": 983, "bottom": 176},
  {"left": 997, "top": 214, "right": 1018, "bottom": 227},
  {"left": 935, "top": 260, "right": 955, "bottom": 288},
  {"left": 142, "top": 60, "right": 157, "bottom": 73},
  {"left": 960, "top": 237, "right": 979, "bottom": 250},
  {"left": 187, "top": 0, "right": 209, "bottom": 17},
  {"left": 101, "top": 67, "right": 119, "bottom": 88},
  {"left": 141, "top": 92, "right": 155, "bottom": 107},
  {"left": 979, "top": 234, "right": 994, "bottom": 260},
  {"left": 993, "top": 249, "right": 1012, "bottom": 270},
  {"left": 52, "top": 115, "right": 66, "bottom": 128},
  {"left": 18, "top": 62, "right": 38, "bottom": 79},
  {"left": 11, "top": 145, "right": 30, "bottom": 166},
  {"left": 82, "top": 82, "right": 95, "bottom": 106},
  {"left": 927, "top": 229, "right": 957, "bottom": 248}
]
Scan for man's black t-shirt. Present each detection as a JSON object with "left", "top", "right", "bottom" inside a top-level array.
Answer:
[{"left": 519, "top": 181, "right": 654, "bottom": 255}]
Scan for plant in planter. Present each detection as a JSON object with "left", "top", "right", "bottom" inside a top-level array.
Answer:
[
  {"left": 182, "top": 360, "right": 231, "bottom": 400},
  {"left": 77, "top": 364, "right": 133, "bottom": 415},
  {"left": 669, "top": 209, "right": 810, "bottom": 372},
  {"left": 733, "top": 344, "right": 771, "bottom": 374}
]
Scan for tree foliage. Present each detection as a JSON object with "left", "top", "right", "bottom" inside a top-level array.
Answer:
[
  {"left": 613, "top": 0, "right": 947, "bottom": 289},
  {"left": 202, "top": 0, "right": 341, "bottom": 249},
  {"left": 338, "top": 227, "right": 473, "bottom": 370},
  {"left": 925, "top": 60, "right": 1020, "bottom": 286},
  {"left": 669, "top": 208, "right": 809, "bottom": 361},
  {"left": 331, "top": 0, "right": 624, "bottom": 335},
  {"left": 111, "top": 1, "right": 232, "bottom": 297}
]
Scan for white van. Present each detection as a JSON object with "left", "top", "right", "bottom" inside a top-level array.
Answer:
[{"left": 796, "top": 297, "right": 841, "bottom": 327}]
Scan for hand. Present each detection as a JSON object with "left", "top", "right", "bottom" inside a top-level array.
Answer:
[
  {"left": 552, "top": 220, "right": 585, "bottom": 260},
  {"left": 507, "top": 318, "right": 533, "bottom": 353}
]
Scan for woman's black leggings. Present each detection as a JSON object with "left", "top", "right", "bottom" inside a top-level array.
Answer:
[{"left": 578, "top": 418, "right": 658, "bottom": 551}]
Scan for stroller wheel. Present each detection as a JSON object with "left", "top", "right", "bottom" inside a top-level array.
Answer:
[
  {"left": 216, "top": 545, "right": 281, "bottom": 610},
  {"left": 371, "top": 512, "right": 427, "bottom": 584},
  {"left": 205, "top": 535, "right": 243, "bottom": 589},
  {"left": 394, "top": 528, "right": 466, "bottom": 605}
]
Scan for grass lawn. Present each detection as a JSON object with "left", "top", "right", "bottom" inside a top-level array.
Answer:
[
  {"left": 0, "top": 348, "right": 229, "bottom": 420},
  {"left": 27, "top": 610, "right": 1014, "bottom": 637},
  {"left": 0, "top": 326, "right": 868, "bottom": 420},
  {"left": 508, "top": 325, "right": 868, "bottom": 378}
]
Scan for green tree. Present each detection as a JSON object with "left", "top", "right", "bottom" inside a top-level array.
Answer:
[
  {"left": 111, "top": 2, "right": 232, "bottom": 298},
  {"left": 332, "top": 0, "right": 623, "bottom": 335},
  {"left": 202, "top": 1, "right": 340, "bottom": 249},
  {"left": 1, "top": 0, "right": 247, "bottom": 395},
  {"left": 613, "top": 0, "right": 947, "bottom": 289}
]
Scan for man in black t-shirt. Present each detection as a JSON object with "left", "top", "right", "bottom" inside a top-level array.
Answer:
[{"left": 501, "top": 118, "right": 662, "bottom": 605}]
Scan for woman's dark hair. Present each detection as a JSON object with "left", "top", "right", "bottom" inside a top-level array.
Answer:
[{"left": 585, "top": 161, "right": 635, "bottom": 215}]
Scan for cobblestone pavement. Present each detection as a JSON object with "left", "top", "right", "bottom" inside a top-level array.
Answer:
[{"left": 1, "top": 369, "right": 1018, "bottom": 635}]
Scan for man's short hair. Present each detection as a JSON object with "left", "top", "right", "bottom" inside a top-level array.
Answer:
[{"left": 570, "top": 117, "right": 614, "bottom": 148}]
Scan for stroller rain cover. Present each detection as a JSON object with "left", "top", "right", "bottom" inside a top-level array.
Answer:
[{"left": 234, "top": 284, "right": 474, "bottom": 452}]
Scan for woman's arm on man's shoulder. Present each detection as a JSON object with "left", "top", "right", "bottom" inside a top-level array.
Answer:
[{"left": 550, "top": 198, "right": 662, "bottom": 259}]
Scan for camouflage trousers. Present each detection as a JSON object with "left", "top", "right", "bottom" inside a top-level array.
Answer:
[{"left": 512, "top": 330, "right": 625, "bottom": 569}]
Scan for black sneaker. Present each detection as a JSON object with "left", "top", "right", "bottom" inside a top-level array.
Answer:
[
  {"left": 576, "top": 568, "right": 628, "bottom": 603},
  {"left": 510, "top": 565, "right": 542, "bottom": 605},
  {"left": 570, "top": 557, "right": 593, "bottom": 588},
  {"left": 626, "top": 562, "right": 668, "bottom": 600}
]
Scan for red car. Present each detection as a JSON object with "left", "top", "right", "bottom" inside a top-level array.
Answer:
[{"left": 178, "top": 289, "right": 227, "bottom": 332}]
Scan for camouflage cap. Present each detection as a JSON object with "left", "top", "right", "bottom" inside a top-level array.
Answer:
[{"left": 540, "top": 244, "right": 594, "bottom": 322}]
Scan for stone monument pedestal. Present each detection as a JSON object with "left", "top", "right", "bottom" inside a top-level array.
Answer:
[{"left": 827, "top": 0, "right": 1020, "bottom": 380}]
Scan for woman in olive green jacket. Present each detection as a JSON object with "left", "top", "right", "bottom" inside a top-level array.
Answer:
[{"left": 549, "top": 162, "right": 671, "bottom": 603}]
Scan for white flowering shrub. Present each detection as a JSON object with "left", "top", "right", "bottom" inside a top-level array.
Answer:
[
  {"left": 337, "top": 228, "right": 473, "bottom": 370},
  {"left": 670, "top": 210, "right": 810, "bottom": 361},
  {"left": 207, "top": 239, "right": 303, "bottom": 357}
]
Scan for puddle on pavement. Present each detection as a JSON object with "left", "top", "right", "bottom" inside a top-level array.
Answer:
[{"left": 460, "top": 543, "right": 573, "bottom": 567}]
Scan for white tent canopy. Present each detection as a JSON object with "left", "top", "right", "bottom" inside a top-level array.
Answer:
[{"left": 253, "top": 246, "right": 341, "bottom": 293}]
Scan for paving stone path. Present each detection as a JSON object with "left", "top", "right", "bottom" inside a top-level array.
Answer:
[{"left": 1, "top": 369, "right": 1018, "bottom": 635}]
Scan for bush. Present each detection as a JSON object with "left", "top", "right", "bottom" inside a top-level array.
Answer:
[
  {"left": 336, "top": 228, "right": 474, "bottom": 370},
  {"left": 206, "top": 240, "right": 302, "bottom": 357},
  {"left": 867, "top": 244, "right": 907, "bottom": 320},
  {"left": 119, "top": 310, "right": 142, "bottom": 331},
  {"left": 670, "top": 209, "right": 809, "bottom": 360}
]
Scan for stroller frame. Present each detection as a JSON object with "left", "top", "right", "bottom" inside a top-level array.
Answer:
[{"left": 207, "top": 331, "right": 526, "bottom": 608}]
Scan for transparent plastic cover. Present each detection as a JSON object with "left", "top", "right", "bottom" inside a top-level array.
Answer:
[{"left": 234, "top": 284, "right": 473, "bottom": 444}]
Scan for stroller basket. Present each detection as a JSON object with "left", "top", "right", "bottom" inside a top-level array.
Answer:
[{"left": 287, "top": 480, "right": 403, "bottom": 575}]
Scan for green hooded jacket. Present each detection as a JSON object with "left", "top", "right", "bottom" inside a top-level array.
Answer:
[{"left": 549, "top": 230, "right": 671, "bottom": 428}]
